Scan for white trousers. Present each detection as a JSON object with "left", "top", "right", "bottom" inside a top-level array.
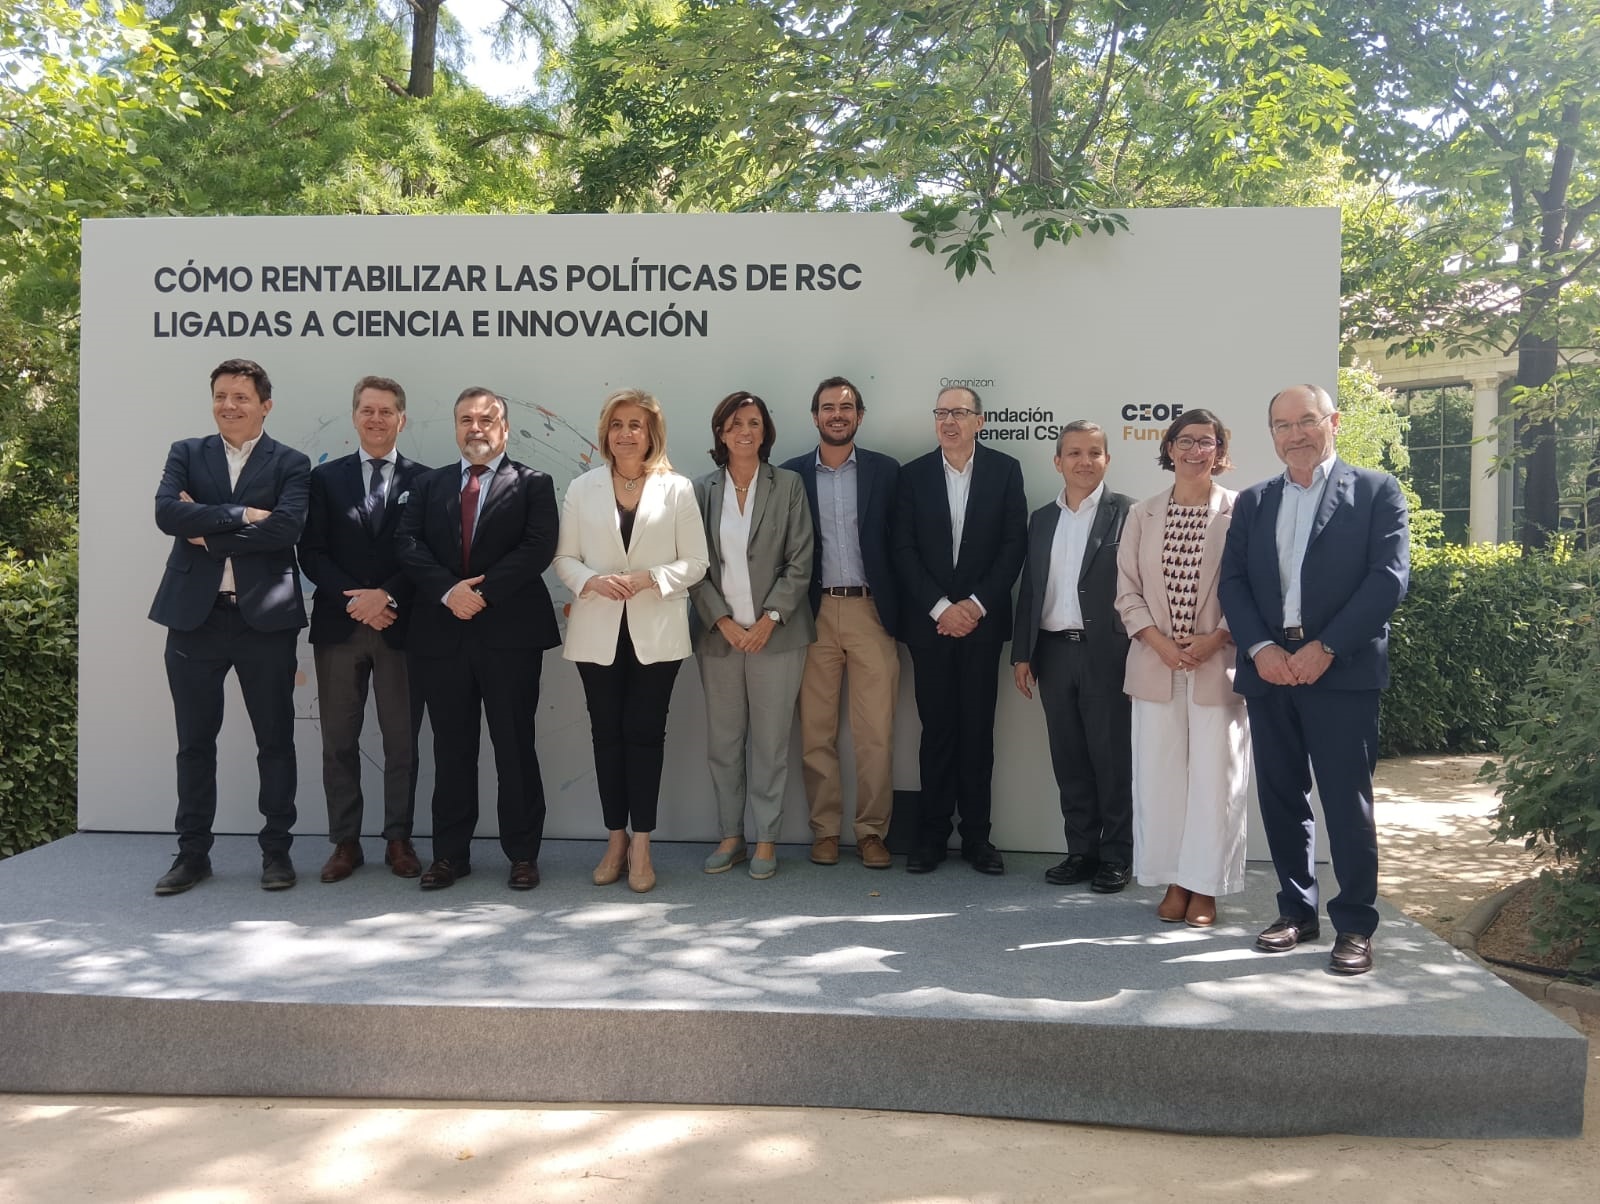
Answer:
[{"left": 1131, "top": 669, "right": 1251, "bottom": 896}]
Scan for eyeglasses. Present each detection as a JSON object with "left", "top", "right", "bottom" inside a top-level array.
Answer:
[
  {"left": 1172, "top": 436, "right": 1218, "bottom": 452},
  {"left": 932, "top": 408, "right": 978, "bottom": 421},
  {"left": 1270, "top": 413, "right": 1332, "bottom": 438}
]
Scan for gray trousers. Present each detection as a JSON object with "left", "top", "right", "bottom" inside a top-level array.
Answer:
[
  {"left": 698, "top": 646, "right": 808, "bottom": 842},
  {"left": 313, "top": 625, "right": 421, "bottom": 842}
]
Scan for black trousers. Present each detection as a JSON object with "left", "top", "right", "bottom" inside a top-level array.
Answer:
[
  {"left": 1034, "top": 631, "right": 1133, "bottom": 864},
  {"left": 575, "top": 619, "right": 682, "bottom": 833},
  {"left": 909, "top": 637, "right": 1003, "bottom": 850},
  {"left": 410, "top": 642, "right": 546, "bottom": 865},
  {"left": 312, "top": 625, "right": 424, "bottom": 842},
  {"left": 164, "top": 602, "right": 299, "bottom": 856}
]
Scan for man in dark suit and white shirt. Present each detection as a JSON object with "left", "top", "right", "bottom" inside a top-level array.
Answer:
[
  {"left": 781, "top": 376, "right": 901, "bottom": 870},
  {"left": 893, "top": 386, "right": 1027, "bottom": 875},
  {"left": 297, "top": 375, "right": 431, "bottom": 884},
  {"left": 149, "top": 358, "right": 310, "bottom": 895},
  {"left": 1011, "top": 421, "right": 1136, "bottom": 892},
  {"left": 1218, "top": 383, "right": 1409, "bottom": 975},
  {"left": 397, "top": 386, "right": 560, "bottom": 891}
]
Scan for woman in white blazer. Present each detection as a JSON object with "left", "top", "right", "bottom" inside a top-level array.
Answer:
[
  {"left": 1114, "top": 409, "right": 1250, "bottom": 928},
  {"left": 554, "top": 388, "right": 709, "bottom": 893}
]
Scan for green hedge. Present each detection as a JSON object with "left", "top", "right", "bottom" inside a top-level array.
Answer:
[
  {"left": 0, "top": 546, "right": 77, "bottom": 857},
  {"left": 1381, "top": 543, "right": 1598, "bottom": 756}
]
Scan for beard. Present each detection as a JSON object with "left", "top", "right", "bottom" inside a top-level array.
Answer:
[{"left": 818, "top": 424, "right": 858, "bottom": 447}]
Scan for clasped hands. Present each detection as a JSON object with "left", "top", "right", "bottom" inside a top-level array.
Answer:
[
  {"left": 580, "top": 570, "right": 658, "bottom": 602},
  {"left": 1254, "top": 641, "right": 1332, "bottom": 686},
  {"left": 1149, "top": 629, "right": 1229, "bottom": 673},
  {"left": 179, "top": 490, "right": 271, "bottom": 547},
  {"left": 716, "top": 613, "right": 777, "bottom": 654},
  {"left": 936, "top": 598, "right": 982, "bottom": 638},
  {"left": 344, "top": 588, "right": 396, "bottom": 630}
]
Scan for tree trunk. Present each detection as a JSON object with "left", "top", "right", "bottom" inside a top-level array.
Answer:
[
  {"left": 408, "top": 0, "right": 442, "bottom": 100},
  {"left": 1516, "top": 329, "right": 1560, "bottom": 551}
]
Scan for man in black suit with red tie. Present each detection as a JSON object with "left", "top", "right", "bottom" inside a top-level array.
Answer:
[
  {"left": 894, "top": 386, "right": 1028, "bottom": 875},
  {"left": 150, "top": 358, "right": 310, "bottom": 895},
  {"left": 396, "top": 386, "right": 560, "bottom": 890},
  {"left": 298, "top": 375, "right": 431, "bottom": 884}
]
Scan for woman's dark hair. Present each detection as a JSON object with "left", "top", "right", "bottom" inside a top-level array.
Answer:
[
  {"left": 708, "top": 390, "right": 776, "bottom": 466},
  {"left": 1157, "top": 408, "right": 1232, "bottom": 475}
]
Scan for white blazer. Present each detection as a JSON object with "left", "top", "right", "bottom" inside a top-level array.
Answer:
[{"left": 555, "top": 465, "right": 710, "bottom": 665}]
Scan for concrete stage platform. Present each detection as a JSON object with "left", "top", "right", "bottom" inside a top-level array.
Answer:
[{"left": 0, "top": 833, "right": 1585, "bottom": 1137}]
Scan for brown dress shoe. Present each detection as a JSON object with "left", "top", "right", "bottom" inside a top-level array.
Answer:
[
  {"left": 420, "top": 858, "right": 470, "bottom": 890},
  {"left": 320, "top": 839, "right": 364, "bottom": 883},
  {"left": 1157, "top": 884, "right": 1191, "bottom": 922},
  {"left": 810, "top": 836, "right": 840, "bottom": 865},
  {"left": 508, "top": 860, "right": 540, "bottom": 890},
  {"left": 385, "top": 839, "right": 421, "bottom": 879},
  {"left": 857, "top": 835, "right": 892, "bottom": 869},
  {"left": 1184, "top": 893, "right": 1217, "bottom": 928}
]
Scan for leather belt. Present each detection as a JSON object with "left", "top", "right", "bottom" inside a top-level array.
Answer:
[
  {"left": 823, "top": 586, "right": 871, "bottom": 597},
  {"left": 1041, "top": 628, "right": 1085, "bottom": 642},
  {"left": 215, "top": 592, "right": 240, "bottom": 609},
  {"left": 1282, "top": 625, "right": 1306, "bottom": 641}
]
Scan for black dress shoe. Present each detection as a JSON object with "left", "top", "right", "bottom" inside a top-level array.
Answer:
[
  {"left": 260, "top": 851, "right": 297, "bottom": 891},
  {"left": 905, "top": 846, "right": 947, "bottom": 874},
  {"left": 1045, "top": 853, "right": 1100, "bottom": 885},
  {"left": 1089, "top": 861, "right": 1132, "bottom": 893},
  {"left": 507, "top": 860, "right": 540, "bottom": 890},
  {"left": 1329, "top": 933, "right": 1373, "bottom": 975},
  {"left": 1254, "top": 916, "right": 1320, "bottom": 952},
  {"left": 420, "top": 858, "right": 472, "bottom": 890},
  {"left": 961, "top": 841, "right": 1005, "bottom": 875},
  {"left": 155, "top": 852, "right": 211, "bottom": 896}
]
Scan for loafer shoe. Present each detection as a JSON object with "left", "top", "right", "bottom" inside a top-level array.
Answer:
[
  {"left": 961, "top": 841, "right": 1005, "bottom": 875},
  {"left": 1329, "top": 933, "right": 1373, "bottom": 976},
  {"left": 703, "top": 844, "right": 749, "bottom": 874},
  {"left": 905, "top": 846, "right": 947, "bottom": 874},
  {"left": 1089, "top": 861, "right": 1132, "bottom": 893},
  {"left": 155, "top": 852, "right": 211, "bottom": 896},
  {"left": 385, "top": 839, "right": 422, "bottom": 878},
  {"left": 508, "top": 860, "right": 540, "bottom": 890},
  {"left": 749, "top": 854, "right": 778, "bottom": 880},
  {"left": 320, "top": 839, "right": 364, "bottom": 883},
  {"left": 1254, "top": 916, "right": 1320, "bottom": 952},
  {"left": 810, "top": 836, "right": 840, "bottom": 865},
  {"left": 1044, "top": 853, "right": 1100, "bottom": 886},
  {"left": 858, "top": 834, "right": 893, "bottom": 869},
  {"left": 420, "top": 858, "right": 471, "bottom": 890},
  {"left": 260, "top": 851, "right": 297, "bottom": 891}
]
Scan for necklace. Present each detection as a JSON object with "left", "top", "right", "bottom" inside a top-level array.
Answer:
[{"left": 614, "top": 469, "right": 642, "bottom": 492}]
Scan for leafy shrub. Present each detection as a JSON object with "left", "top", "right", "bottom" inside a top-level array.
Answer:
[
  {"left": 0, "top": 545, "right": 78, "bottom": 857},
  {"left": 1486, "top": 587, "right": 1600, "bottom": 979},
  {"left": 1381, "top": 543, "right": 1597, "bottom": 755}
]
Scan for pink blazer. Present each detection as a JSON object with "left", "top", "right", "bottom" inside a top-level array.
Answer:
[{"left": 1115, "top": 483, "right": 1240, "bottom": 706}]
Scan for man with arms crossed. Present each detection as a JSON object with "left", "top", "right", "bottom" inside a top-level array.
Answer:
[
  {"left": 1011, "top": 421, "right": 1136, "bottom": 892},
  {"left": 150, "top": 358, "right": 310, "bottom": 894},
  {"left": 298, "top": 375, "right": 431, "bottom": 883},
  {"left": 397, "top": 387, "right": 560, "bottom": 891},
  {"left": 1218, "top": 383, "right": 1409, "bottom": 975},
  {"left": 893, "top": 386, "right": 1027, "bottom": 875},
  {"left": 781, "top": 376, "right": 901, "bottom": 869}
]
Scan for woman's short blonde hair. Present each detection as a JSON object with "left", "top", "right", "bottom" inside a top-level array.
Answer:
[{"left": 596, "top": 388, "right": 673, "bottom": 474}]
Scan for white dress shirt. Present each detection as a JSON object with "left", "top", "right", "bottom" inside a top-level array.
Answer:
[
  {"left": 1040, "top": 482, "right": 1104, "bottom": 631},
  {"left": 217, "top": 433, "right": 261, "bottom": 595},
  {"left": 719, "top": 468, "right": 759, "bottom": 626}
]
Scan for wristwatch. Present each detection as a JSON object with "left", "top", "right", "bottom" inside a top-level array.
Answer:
[
  {"left": 765, "top": 609, "right": 781, "bottom": 623},
  {"left": 1319, "top": 640, "right": 1336, "bottom": 657}
]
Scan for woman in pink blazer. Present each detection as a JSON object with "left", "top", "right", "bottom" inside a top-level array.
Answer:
[{"left": 1114, "top": 409, "right": 1250, "bottom": 927}]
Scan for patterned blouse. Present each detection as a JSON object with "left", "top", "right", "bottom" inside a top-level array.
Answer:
[{"left": 1161, "top": 499, "right": 1210, "bottom": 640}]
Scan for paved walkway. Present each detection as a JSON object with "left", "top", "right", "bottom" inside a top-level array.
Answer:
[{"left": 1, "top": 755, "right": 1594, "bottom": 1202}]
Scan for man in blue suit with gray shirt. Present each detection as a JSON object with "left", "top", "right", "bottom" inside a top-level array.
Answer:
[{"left": 1219, "top": 383, "right": 1409, "bottom": 975}]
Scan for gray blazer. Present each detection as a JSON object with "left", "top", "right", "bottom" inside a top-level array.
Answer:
[{"left": 691, "top": 462, "right": 818, "bottom": 656}]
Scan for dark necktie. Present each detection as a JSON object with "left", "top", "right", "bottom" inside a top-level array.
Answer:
[
  {"left": 460, "top": 464, "right": 489, "bottom": 573},
  {"left": 363, "top": 457, "right": 387, "bottom": 535}
]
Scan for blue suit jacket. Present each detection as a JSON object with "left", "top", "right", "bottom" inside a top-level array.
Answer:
[
  {"left": 1218, "top": 458, "right": 1409, "bottom": 696},
  {"left": 298, "top": 451, "right": 431, "bottom": 649},
  {"left": 148, "top": 432, "right": 310, "bottom": 633},
  {"left": 779, "top": 444, "right": 901, "bottom": 639},
  {"left": 892, "top": 442, "right": 1028, "bottom": 648}
]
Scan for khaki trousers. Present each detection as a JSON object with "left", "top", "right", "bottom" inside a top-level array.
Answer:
[{"left": 799, "top": 594, "right": 900, "bottom": 843}]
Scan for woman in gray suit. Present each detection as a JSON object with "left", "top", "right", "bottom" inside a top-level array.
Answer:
[{"left": 691, "top": 391, "right": 816, "bottom": 879}]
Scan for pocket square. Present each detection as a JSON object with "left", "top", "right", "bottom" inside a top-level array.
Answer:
[{"left": 397, "top": 491, "right": 410, "bottom": 504}]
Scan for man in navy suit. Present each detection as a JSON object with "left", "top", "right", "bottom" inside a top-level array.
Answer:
[
  {"left": 298, "top": 376, "right": 431, "bottom": 884},
  {"left": 397, "top": 386, "right": 560, "bottom": 891},
  {"left": 149, "top": 358, "right": 310, "bottom": 895},
  {"left": 1219, "top": 383, "right": 1409, "bottom": 975},
  {"left": 893, "top": 386, "right": 1027, "bottom": 875},
  {"left": 781, "top": 376, "right": 901, "bottom": 870}
]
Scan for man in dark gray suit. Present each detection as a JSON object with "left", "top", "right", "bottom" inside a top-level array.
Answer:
[
  {"left": 149, "top": 358, "right": 310, "bottom": 895},
  {"left": 781, "top": 376, "right": 901, "bottom": 870},
  {"left": 298, "top": 375, "right": 430, "bottom": 883},
  {"left": 1011, "top": 421, "right": 1135, "bottom": 892}
]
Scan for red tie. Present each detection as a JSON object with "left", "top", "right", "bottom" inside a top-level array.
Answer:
[{"left": 461, "top": 464, "right": 489, "bottom": 573}]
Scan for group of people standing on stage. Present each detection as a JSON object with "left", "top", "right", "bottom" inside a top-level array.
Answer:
[{"left": 149, "top": 359, "right": 1408, "bottom": 977}]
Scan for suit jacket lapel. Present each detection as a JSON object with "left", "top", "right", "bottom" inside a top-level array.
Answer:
[
  {"left": 704, "top": 472, "right": 725, "bottom": 563},
  {"left": 473, "top": 460, "right": 517, "bottom": 538},
  {"left": 231, "top": 434, "right": 273, "bottom": 499},
  {"left": 1309, "top": 460, "right": 1350, "bottom": 545},
  {"left": 201, "top": 435, "right": 230, "bottom": 500},
  {"left": 1079, "top": 495, "right": 1116, "bottom": 584},
  {"left": 746, "top": 463, "right": 774, "bottom": 553}
]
